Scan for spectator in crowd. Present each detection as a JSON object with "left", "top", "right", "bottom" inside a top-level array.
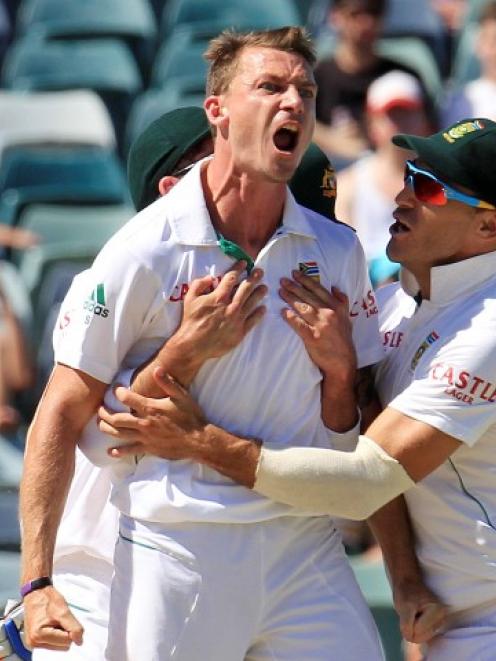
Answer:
[
  {"left": 441, "top": 0, "right": 496, "bottom": 125},
  {"left": 313, "top": 0, "right": 426, "bottom": 161},
  {"left": 336, "top": 70, "right": 432, "bottom": 287},
  {"left": 0, "top": 225, "right": 36, "bottom": 440}
]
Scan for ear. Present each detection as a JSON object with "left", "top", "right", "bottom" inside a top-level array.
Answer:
[
  {"left": 158, "top": 176, "right": 179, "bottom": 197},
  {"left": 204, "top": 96, "right": 228, "bottom": 128},
  {"left": 476, "top": 210, "right": 496, "bottom": 239}
]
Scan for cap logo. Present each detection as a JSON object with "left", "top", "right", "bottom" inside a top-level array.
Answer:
[
  {"left": 321, "top": 166, "right": 336, "bottom": 199},
  {"left": 443, "top": 119, "right": 485, "bottom": 144}
]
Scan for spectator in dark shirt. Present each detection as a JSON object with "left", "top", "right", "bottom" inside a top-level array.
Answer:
[{"left": 313, "top": 0, "right": 426, "bottom": 162}]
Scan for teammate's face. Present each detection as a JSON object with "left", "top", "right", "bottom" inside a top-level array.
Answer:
[
  {"left": 216, "top": 46, "right": 316, "bottom": 182},
  {"left": 387, "top": 161, "right": 481, "bottom": 277}
]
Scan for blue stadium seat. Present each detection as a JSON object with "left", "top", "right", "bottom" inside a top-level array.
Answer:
[
  {"left": 17, "top": 0, "right": 157, "bottom": 82},
  {"left": 0, "top": 147, "right": 129, "bottom": 226},
  {"left": 0, "top": 146, "right": 127, "bottom": 197},
  {"left": 151, "top": 38, "right": 208, "bottom": 89},
  {"left": 0, "top": 89, "right": 117, "bottom": 157},
  {"left": 1, "top": 38, "right": 142, "bottom": 151},
  {"left": 161, "top": 0, "right": 300, "bottom": 36}
]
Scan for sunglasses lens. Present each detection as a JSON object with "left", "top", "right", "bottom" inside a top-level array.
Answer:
[{"left": 405, "top": 165, "right": 447, "bottom": 206}]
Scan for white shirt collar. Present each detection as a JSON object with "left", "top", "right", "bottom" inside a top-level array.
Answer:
[
  {"left": 400, "top": 251, "right": 496, "bottom": 304},
  {"left": 166, "top": 156, "right": 317, "bottom": 246}
]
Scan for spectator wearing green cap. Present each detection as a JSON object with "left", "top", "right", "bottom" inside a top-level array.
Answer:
[{"left": 101, "top": 117, "right": 496, "bottom": 657}]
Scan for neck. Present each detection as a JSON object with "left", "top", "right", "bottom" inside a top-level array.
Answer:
[{"left": 202, "top": 157, "right": 286, "bottom": 259}]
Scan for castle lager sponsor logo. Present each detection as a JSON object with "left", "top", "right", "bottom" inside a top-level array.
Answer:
[
  {"left": 383, "top": 330, "right": 404, "bottom": 348},
  {"left": 350, "top": 289, "right": 378, "bottom": 318},
  {"left": 411, "top": 331, "right": 440, "bottom": 370},
  {"left": 430, "top": 362, "right": 496, "bottom": 405}
]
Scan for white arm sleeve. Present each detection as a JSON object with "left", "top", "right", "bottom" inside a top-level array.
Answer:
[
  {"left": 326, "top": 410, "right": 360, "bottom": 451},
  {"left": 254, "top": 435, "right": 414, "bottom": 520}
]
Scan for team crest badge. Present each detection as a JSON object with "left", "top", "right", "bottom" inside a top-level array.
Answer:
[
  {"left": 321, "top": 166, "right": 337, "bottom": 200},
  {"left": 298, "top": 261, "right": 320, "bottom": 282}
]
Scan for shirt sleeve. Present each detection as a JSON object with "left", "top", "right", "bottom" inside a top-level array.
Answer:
[
  {"left": 345, "top": 236, "right": 383, "bottom": 369},
  {"left": 53, "top": 246, "right": 163, "bottom": 384},
  {"left": 389, "top": 332, "right": 496, "bottom": 446}
]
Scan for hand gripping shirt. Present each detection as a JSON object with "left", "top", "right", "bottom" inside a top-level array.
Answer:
[
  {"left": 53, "top": 159, "right": 382, "bottom": 525},
  {"left": 374, "top": 252, "right": 496, "bottom": 613}
]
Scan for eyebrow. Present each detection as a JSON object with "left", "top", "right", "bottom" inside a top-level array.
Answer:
[{"left": 258, "top": 73, "right": 317, "bottom": 89}]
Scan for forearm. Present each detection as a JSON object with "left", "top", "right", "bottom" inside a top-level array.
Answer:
[
  {"left": 185, "top": 425, "right": 414, "bottom": 517},
  {"left": 321, "top": 373, "right": 357, "bottom": 433},
  {"left": 254, "top": 436, "right": 414, "bottom": 518},
  {"left": 368, "top": 497, "right": 424, "bottom": 592},
  {"left": 20, "top": 415, "right": 78, "bottom": 581},
  {"left": 1, "top": 309, "right": 33, "bottom": 390},
  {"left": 20, "top": 366, "right": 107, "bottom": 582},
  {"left": 131, "top": 337, "right": 204, "bottom": 397}
]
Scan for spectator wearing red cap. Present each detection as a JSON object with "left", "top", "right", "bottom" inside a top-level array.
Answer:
[{"left": 336, "top": 70, "right": 433, "bottom": 286}]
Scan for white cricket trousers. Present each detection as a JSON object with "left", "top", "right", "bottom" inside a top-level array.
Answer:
[
  {"left": 105, "top": 514, "right": 384, "bottom": 661},
  {"left": 32, "top": 555, "right": 112, "bottom": 660}
]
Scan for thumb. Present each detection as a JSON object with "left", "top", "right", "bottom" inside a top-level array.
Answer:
[{"left": 153, "top": 368, "right": 188, "bottom": 400}]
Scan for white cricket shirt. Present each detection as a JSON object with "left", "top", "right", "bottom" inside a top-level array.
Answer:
[
  {"left": 375, "top": 252, "right": 496, "bottom": 612},
  {"left": 54, "top": 159, "right": 382, "bottom": 525}
]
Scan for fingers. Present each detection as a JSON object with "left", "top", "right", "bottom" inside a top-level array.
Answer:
[
  {"left": 29, "top": 627, "right": 75, "bottom": 650},
  {"left": 243, "top": 305, "right": 267, "bottom": 334},
  {"left": 230, "top": 267, "right": 265, "bottom": 308},
  {"left": 399, "top": 601, "right": 447, "bottom": 644},
  {"left": 411, "top": 603, "right": 448, "bottom": 643},
  {"left": 280, "top": 307, "right": 310, "bottom": 339},
  {"left": 187, "top": 274, "right": 217, "bottom": 298},
  {"left": 187, "top": 260, "right": 248, "bottom": 302},
  {"left": 293, "top": 270, "right": 350, "bottom": 309},
  {"left": 24, "top": 590, "right": 84, "bottom": 651},
  {"left": 279, "top": 280, "right": 320, "bottom": 320},
  {"left": 59, "top": 611, "right": 84, "bottom": 646},
  {"left": 213, "top": 260, "right": 248, "bottom": 304},
  {"left": 109, "top": 442, "right": 144, "bottom": 458},
  {"left": 152, "top": 368, "right": 187, "bottom": 400},
  {"left": 98, "top": 416, "right": 141, "bottom": 438},
  {"left": 111, "top": 386, "right": 153, "bottom": 415}
]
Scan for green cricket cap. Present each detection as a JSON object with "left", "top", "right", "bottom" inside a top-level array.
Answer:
[
  {"left": 128, "top": 106, "right": 211, "bottom": 211},
  {"left": 290, "top": 142, "right": 337, "bottom": 218},
  {"left": 392, "top": 117, "right": 496, "bottom": 206}
]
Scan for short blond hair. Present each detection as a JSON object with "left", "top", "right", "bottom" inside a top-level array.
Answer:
[{"left": 204, "top": 26, "right": 316, "bottom": 96}]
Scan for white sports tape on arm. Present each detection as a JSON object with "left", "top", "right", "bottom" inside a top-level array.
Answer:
[{"left": 254, "top": 435, "right": 414, "bottom": 520}]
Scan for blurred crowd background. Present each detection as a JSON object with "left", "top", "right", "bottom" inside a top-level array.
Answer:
[{"left": 0, "top": 1, "right": 494, "bottom": 658}]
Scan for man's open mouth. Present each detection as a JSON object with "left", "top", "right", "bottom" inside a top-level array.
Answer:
[
  {"left": 273, "top": 125, "right": 299, "bottom": 153},
  {"left": 391, "top": 219, "right": 410, "bottom": 234}
]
